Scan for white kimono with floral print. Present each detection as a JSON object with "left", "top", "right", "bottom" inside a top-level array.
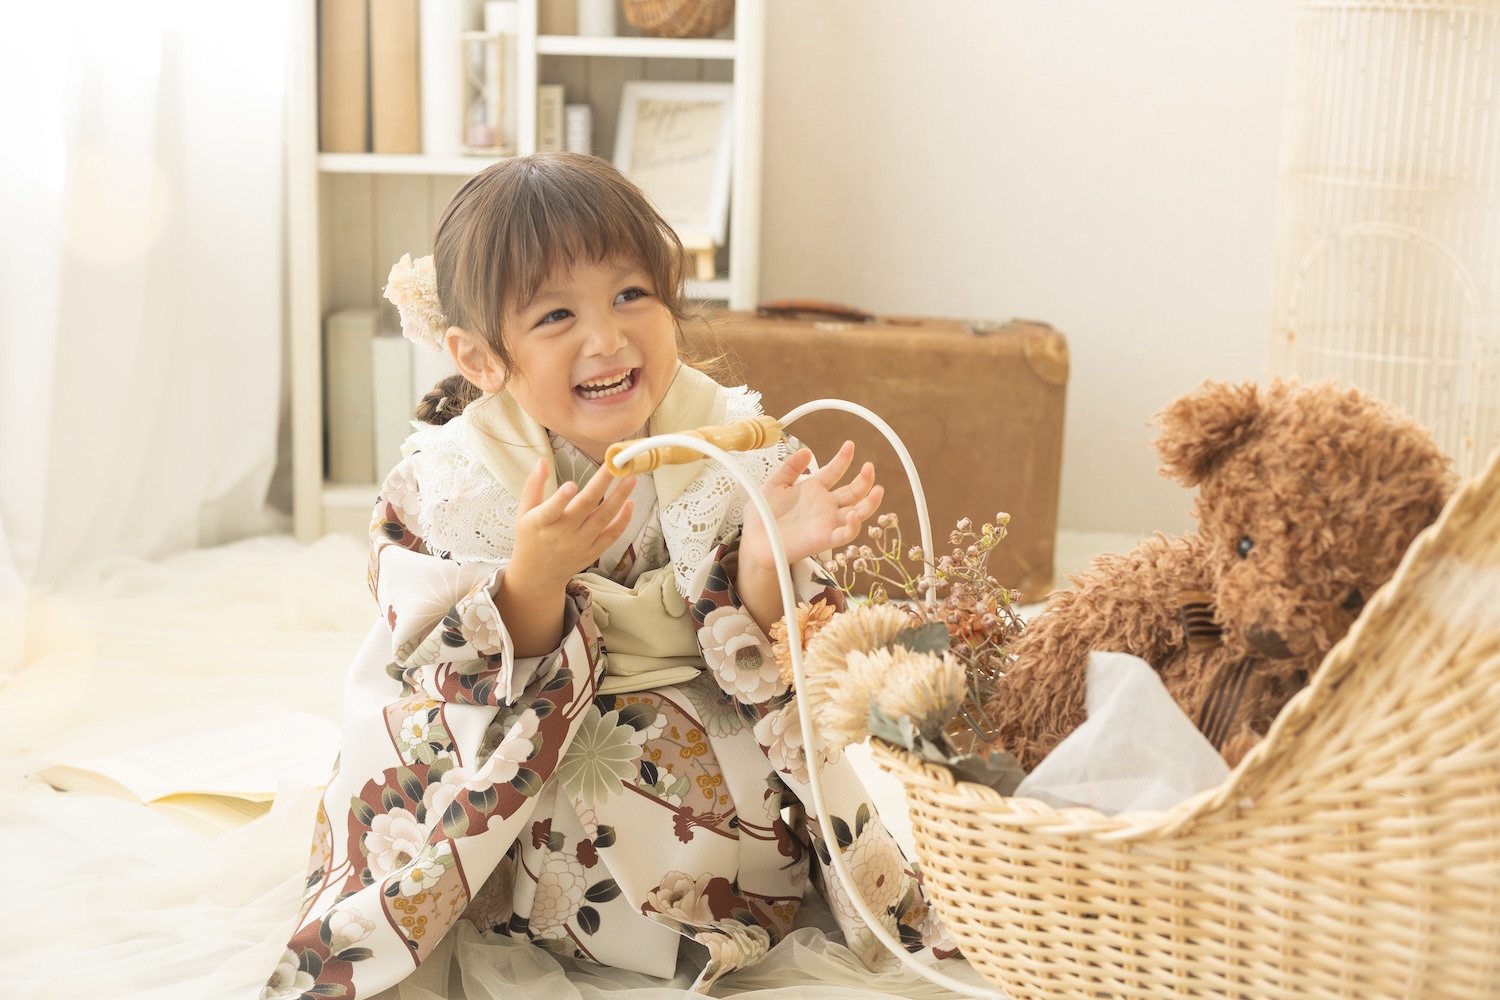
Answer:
[{"left": 260, "top": 368, "right": 955, "bottom": 1000}]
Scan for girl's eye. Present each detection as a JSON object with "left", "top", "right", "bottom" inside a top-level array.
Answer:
[
  {"left": 539, "top": 308, "right": 572, "bottom": 325},
  {"left": 615, "top": 287, "right": 647, "bottom": 304},
  {"left": 1237, "top": 536, "right": 1254, "bottom": 558}
]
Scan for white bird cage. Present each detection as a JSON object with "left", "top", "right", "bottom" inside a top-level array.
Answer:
[{"left": 1268, "top": 0, "right": 1500, "bottom": 478}]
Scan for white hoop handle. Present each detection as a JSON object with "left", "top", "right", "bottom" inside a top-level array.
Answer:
[{"left": 607, "top": 405, "right": 1000, "bottom": 999}]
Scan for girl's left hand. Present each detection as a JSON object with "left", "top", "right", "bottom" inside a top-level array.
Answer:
[{"left": 739, "top": 441, "right": 884, "bottom": 573}]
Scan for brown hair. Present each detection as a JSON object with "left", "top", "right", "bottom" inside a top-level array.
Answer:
[{"left": 420, "top": 151, "right": 718, "bottom": 424}]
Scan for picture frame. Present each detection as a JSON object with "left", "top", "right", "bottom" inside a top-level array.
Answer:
[{"left": 613, "top": 81, "right": 735, "bottom": 250}]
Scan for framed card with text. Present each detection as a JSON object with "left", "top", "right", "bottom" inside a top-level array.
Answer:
[{"left": 613, "top": 81, "right": 735, "bottom": 249}]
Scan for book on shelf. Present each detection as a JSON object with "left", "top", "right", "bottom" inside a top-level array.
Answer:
[
  {"left": 370, "top": 0, "right": 422, "bottom": 153},
  {"left": 537, "top": 0, "right": 576, "bottom": 34},
  {"left": 372, "top": 329, "right": 416, "bottom": 478},
  {"left": 538, "top": 84, "right": 565, "bottom": 152},
  {"left": 325, "top": 307, "right": 379, "bottom": 484},
  {"left": 420, "top": 0, "right": 466, "bottom": 156},
  {"left": 36, "top": 713, "right": 342, "bottom": 837},
  {"left": 319, "top": 0, "right": 370, "bottom": 153}
]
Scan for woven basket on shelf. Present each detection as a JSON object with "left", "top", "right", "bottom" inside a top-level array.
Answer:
[
  {"left": 872, "top": 444, "right": 1500, "bottom": 1000},
  {"left": 621, "top": 0, "right": 734, "bottom": 38}
]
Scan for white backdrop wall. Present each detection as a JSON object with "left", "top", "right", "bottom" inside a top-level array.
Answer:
[{"left": 759, "top": 1, "right": 1296, "bottom": 536}]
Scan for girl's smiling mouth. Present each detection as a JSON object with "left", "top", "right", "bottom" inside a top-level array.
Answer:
[{"left": 575, "top": 368, "right": 638, "bottom": 400}]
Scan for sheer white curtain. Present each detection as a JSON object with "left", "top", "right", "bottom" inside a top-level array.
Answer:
[{"left": 0, "top": 0, "right": 291, "bottom": 674}]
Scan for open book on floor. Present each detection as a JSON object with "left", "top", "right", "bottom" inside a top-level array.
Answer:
[{"left": 36, "top": 713, "right": 342, "bottom": 836}]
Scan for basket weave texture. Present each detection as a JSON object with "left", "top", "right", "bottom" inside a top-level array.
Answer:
[
  {"left": 620, "top": 0, "right": 733, "bottom": 38},
  {"left": 873, "top": 445, "right": 1500, "bottom": 1000}
]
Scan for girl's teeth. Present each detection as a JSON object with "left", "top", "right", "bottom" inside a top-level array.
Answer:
[{"left": 577, "top": 371, "right": 635, "bottom": 398}]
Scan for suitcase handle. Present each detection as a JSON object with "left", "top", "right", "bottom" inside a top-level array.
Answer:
[{"left": 755, "top": 299, "right": 876, "bottom": 323}]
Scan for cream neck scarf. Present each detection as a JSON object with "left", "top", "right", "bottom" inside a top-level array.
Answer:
[
  {"left": 460, "top": 362, "right": 741, "bottom": 694},
  {"left": 462, "top": 361, "right": 728, "bottom": 512}
]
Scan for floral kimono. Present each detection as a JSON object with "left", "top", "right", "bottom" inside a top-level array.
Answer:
[{"left": 262, "top": 365, "right": 954, "bottom": 1000}]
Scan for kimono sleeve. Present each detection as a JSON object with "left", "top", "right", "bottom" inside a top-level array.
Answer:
[
  {"left": 367, "top": 455, "right": 583, "bottom": 708},
  {"left": 684, "top": 534, "right": 843, "bottom": 708}
]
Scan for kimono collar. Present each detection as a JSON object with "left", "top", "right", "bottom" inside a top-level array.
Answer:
[{"left": 462, "top": 362, "right": 727, "bottom": 508}]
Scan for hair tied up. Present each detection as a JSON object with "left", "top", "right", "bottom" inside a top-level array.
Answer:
[{"left": 416, "top": 373, "right": 483, "bottom": 425}]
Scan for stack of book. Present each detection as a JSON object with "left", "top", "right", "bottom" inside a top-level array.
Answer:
[
  {"left": 325, "top": 308, "right": 457, "bottom": 483},
  {"left": 319, "top": 0, "right": 569, "bottom": 156}
]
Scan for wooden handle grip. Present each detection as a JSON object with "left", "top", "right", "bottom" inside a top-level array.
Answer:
[{"left": 604, "top": 415, "right": 783, "bottom": 477}]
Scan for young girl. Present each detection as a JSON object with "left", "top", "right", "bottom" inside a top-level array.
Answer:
[{"left": 262, "top": 152, "right": 953, "bottom": 1000}]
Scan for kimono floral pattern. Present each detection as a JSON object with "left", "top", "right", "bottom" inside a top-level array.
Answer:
[{"left": 264, "top": 437, "right": 955, "bottom": 1000}]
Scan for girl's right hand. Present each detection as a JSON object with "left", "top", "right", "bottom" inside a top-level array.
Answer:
[{"left": 509, "top": 457, "right": 636, "bottom": 591}]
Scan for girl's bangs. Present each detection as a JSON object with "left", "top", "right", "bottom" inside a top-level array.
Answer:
[{"left": 499, "top": 176, "right": 680, "bottom": 315}]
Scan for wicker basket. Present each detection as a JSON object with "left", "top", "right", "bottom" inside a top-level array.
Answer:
[
  {"left": 872, "top": 445, "right": 1500, "bottom": 1000},
  {"left": 621, "top": 0, "right": 734, "bottom": 38}
]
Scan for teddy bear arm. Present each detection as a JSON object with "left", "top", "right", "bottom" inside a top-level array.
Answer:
[
  {"left": 984, "top": 539, "right": 1207, "bottom": 770},
  {"left": 1024, "top": 540, "right": 1205, "bottom": 669}
]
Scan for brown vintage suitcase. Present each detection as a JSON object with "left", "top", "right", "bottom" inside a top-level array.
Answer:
[{"left": 690, "top": 302, "right": 1068, "bottom": 600}]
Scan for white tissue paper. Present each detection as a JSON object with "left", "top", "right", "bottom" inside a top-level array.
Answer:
[{"left": 1012, "top": 650, "right": 1230, "bottom": 815}]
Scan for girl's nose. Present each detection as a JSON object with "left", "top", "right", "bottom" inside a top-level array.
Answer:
[{"left": 583, "top": 315, "right": 628, "bottom": 355}]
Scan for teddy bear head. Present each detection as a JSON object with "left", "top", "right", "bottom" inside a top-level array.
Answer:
[{"left": 1153, "top": 378, "right": 1455, "bottom": 669}]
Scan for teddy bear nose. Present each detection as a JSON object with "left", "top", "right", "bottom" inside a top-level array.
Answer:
[{"left": 1244, "top": 624, "right": 1294, "bottom": 659}]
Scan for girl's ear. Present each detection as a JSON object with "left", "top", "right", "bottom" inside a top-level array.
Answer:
[{"left": 446, "top": 326, "right": 506, "bottom": 394}]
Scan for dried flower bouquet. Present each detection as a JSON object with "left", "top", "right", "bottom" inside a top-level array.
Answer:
[{"left": 771, "top": 513, "right": 1030, "bottom": 793}]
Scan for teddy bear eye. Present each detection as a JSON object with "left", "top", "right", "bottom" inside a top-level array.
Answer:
[{"left": 1237, "top": 536, "right": 1254, "bottom": 558}]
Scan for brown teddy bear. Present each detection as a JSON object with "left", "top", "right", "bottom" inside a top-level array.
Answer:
[{"left": 985, "top": 377, "right": 1456, "bottom": 770}]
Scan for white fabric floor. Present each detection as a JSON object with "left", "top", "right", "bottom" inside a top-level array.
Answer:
[{"left": 0, "top": 534, "right": 1004, "bottom": 1000}]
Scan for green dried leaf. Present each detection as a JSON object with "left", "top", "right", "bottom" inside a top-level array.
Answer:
[
  {"left": 947, "top": 749, "right": 1028, "bottom": 797},
  {"left": 866, "top": 704, "right": 920, "bottom": 750},
  {"left": 892, "top": 622, "right": 951, "bottom": 655}
]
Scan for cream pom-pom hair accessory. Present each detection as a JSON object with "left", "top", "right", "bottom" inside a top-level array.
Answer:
[{"left": 382, "top": 253, "right": 448, "bottom": 353}]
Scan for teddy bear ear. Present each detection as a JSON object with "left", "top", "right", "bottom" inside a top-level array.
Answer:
[{"left": 1152, "top": 380, "right": 1262, "bottom": 486}]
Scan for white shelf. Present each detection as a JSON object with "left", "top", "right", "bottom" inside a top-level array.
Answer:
[
  {"left": 318, "top": 153, "right": 508, "bottom": 175},
  {"left": 536, "top": 34, "right": 736, "bottom": 60}
]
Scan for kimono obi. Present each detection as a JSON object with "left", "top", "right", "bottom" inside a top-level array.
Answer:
[{"left": 577, "top": 564, "right": 705, "bottom": 695}]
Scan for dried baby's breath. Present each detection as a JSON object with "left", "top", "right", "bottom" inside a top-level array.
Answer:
[{"left": 826, "top": 512, "right": 1027, "bottom": 747}]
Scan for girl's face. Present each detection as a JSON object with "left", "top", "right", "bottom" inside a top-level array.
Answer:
[{"left": 502, "top": 257, "right": 679, "bottom": 462}]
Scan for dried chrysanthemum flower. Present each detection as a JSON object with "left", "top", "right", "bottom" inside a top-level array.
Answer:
[
  {"left": 798, "top": 603, "right": 914, "bottom": 745},
  {"left": 817, "top": 645, "right": 966, "bottom": 752},
  {"left": 769, "top": 599, "right": 839, "bottom": 688},
  {"left": 863, "top": 647, "right": 966, "bottom": 739}
]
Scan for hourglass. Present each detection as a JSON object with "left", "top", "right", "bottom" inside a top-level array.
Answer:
[{"left": 460, "top": 30, "right": 502, "bottom": 154}]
